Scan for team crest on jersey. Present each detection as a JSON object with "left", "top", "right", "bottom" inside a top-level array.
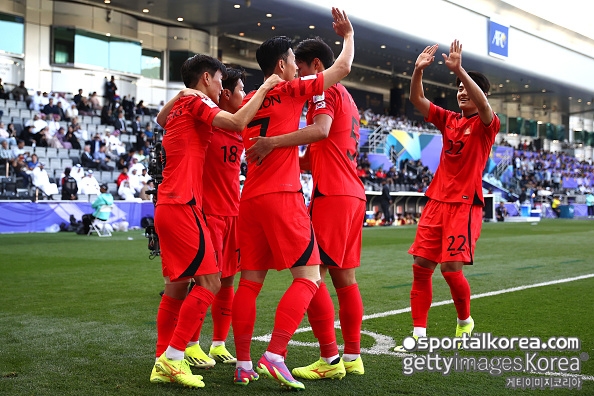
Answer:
[
  {"left": 202, "top": 97, "right": 218, "bottom": 108},
  {"left": 464, "top": 126, "right": 472, "bottom": 135},
  {"left": 315, "top": 101, "right": 326, "bottom": 110}
]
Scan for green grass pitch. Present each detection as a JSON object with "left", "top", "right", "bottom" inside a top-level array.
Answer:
[{"left": 0, "top": 219, "right": 592, "bottom": 395}]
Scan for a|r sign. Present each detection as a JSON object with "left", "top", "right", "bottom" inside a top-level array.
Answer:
[{"left": 488, "top": 19, "right": 509, "bottom": 59}]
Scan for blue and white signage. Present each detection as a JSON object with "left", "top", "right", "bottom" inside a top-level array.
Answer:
[{"left": 488, "top": 19, "right": 509, "bottom": 59}]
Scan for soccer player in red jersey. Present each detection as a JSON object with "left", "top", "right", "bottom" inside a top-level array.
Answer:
[
  {"left": 395, "top": 40, "right": 500, "bottom": 350},
  {"left": 245, "top": 37, "right": 366, "bottom": 379},
  {"left": 231, "top": 8, "right": 355, "bottom": 390},
  {"left": 149, "top": 55, "right": 279, "bottom": 388}
]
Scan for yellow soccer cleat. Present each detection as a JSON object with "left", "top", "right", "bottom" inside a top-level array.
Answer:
[
  {"left": 209, "top": 344, "right": 237, "bottom": 364},
  {"left": 343, "top": 357, "right": 365, "bottom": 375},
  {"left": 185, "top": 343, "right": 216, "bottom": 368},
  {"left": 291, "top": 358, "right": 346, "bottom": 380},
  {"left": 155, "top": 353, "right": 205, "bottom": 388}
]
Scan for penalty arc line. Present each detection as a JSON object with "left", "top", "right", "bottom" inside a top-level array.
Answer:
[{"left": 252, "top": 273, "right": 594, "bottom": 381}]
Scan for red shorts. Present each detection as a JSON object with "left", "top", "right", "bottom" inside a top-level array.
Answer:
[
  {"left": 309, "top": 195, "right": 365, "bottom": 269},
  {"left": 206, "top": 214, "right": 240, "bottom": 279},
  {"left": 238, "top": 192, "right": 321, "bottom": 271},
  {"left": 155, "top": 204, "right": 219, "bottom": 281},
  {"left": 408, "top": 199, "right": 483, "bottom": 264}
]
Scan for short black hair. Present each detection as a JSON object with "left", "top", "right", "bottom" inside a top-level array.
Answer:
[
  {"left": 256, "top": 36, "right": 293, "bottom": 77},
  {"left": 457, "top": 71, "right": 490, "bottom": 94},
  {"left": 223, "top": 65, "right": 246, "bottom": 92},
  {"left": 181, "top": 54, "right": 228, "bottom": 89},
  {"left": 294, "top": 37, "right": 335, "bottom": 69}
]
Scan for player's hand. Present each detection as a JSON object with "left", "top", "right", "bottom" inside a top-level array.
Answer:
[
  {"left": 331, "top": 8, "right": 353, "bottom": 38},
  {"left": 415, "top": 44, "right": 438, "bottom": 70},
  {"left": 443, "top": 39, "right": 462, "bottom": 73},
  {"left": 179, "top": 88, "right": 206, "bottom": 99},
  {"left": 245, "top": 136, "right": 274, "bottom": 165},
  {"left": 262, "top": 74, "right": 282, "bottom": 90}
]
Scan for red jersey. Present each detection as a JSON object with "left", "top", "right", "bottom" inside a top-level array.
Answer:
[
  {"left": 306, "top": 83, "right": 365, "bottom": 199},
  {"left": 203, "top": 127, "right": 243, "bottom": 216},
  {"left": 425, "top": 102, "right": 500, "bottom": 205},
  {"left": 241, "top": 73, "right": 324, "bottom": 200},
  {"left": 157, "top": 95, "right": 221, "bottom": 206}
]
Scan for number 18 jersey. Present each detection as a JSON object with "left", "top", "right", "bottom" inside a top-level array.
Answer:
[{"left": 202, "top": 127, "right": 243, "bottom": 216}]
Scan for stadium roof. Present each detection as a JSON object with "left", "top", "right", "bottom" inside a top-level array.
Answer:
[{"left": 82, "top": 0, "right": 593, "bottom": 120}]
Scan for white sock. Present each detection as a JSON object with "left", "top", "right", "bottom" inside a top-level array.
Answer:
[
  {"left": 264, "top": 351, "right": 284, "bottom": 362},
  {"left": 322, "top": 354, "right": 340, "bottom": 364},
  {"left": 413, "top": 327, "right": 427, "bottom": 337},
  {"left": 457, "top": 316, "right": 472, "bottom": 326},
  {"left": 186, "top": 340, "right": 199, "bottom": 347},
  {"left": 211, "top": 341, "right": 225, "bottom": 347},
  {"left": 165, "top": 346, "right": 185, "bottom": 361},
  {"left": 342, "top": 353, "right": 360, "bottom": 362},
  {"left": 236, "top": 360, "right": 253, "bottom": 370}
]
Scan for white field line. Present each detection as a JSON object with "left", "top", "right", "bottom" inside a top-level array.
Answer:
[{"left": 252, "top": 273, "right": 594, "bottom": 381}]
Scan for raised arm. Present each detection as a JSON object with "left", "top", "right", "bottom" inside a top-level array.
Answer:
[
  {"left": 320, "top": 8, "right": 354, "bottom": 90},
  {"left": 245, "top": 114, "right": 332, "bottom": 164},
  {"left": 410, "top": 44, "right": 438, "bottom": 118},
  {"left": 211, "top": 74, "right": 281, "bottom": 132},
  {"left": 443, "top": 39, "right": 493, "bottom": 124}
]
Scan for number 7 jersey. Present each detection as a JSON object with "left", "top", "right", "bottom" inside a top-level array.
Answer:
[{"left": 240, "top": 73, "right": 324, "bottom": 201}]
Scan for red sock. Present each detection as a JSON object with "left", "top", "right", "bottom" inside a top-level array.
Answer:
[
  {"left": 410, "top": 264, "right": 434, "bottom": 328},
  {"left": 306, "top": 283, "right": 338, "bottom": 358},
  {"left": 168, "top": 285, "right": 215, "bottom": 352},
  {"left": 155, "top": 294, "right": 184, "bottom": 357},
  {"left": 232, "top": 279, "right": 262, "bottom": 362},
  {"left": 209, "top": 285, "right": 234, "bottom": 342},
  {"left": 268, "top": 278, "right": 318, "bottom": 358},
  {"left": 442, "top": 270, "right": 471, "bottom": 320},
  {"left": 336, "top": 283, "right": 363, "bottom": 355}
]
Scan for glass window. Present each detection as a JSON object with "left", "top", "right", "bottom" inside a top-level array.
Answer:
[
  {"left": 52, "top": 27, "right": 75, "bottom": 64},
  {"left": 169, "top": 51, "right": 194, "bottom": 82},
  {"left": 0, "top": 13, "right": 24, "bottom": 55},
  {"left": 141, "top": 49, "right": 162, "bottom": 79},
  {"left": 75, "top": 31, "right": 109, "bottom": 69},
  {"left": 109, "top": 37, "right": 141, "bottom": 74}
]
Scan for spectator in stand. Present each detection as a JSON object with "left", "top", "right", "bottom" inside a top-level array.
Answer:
[
  {"left": 65, "top": 126, "right": 81, "bottom": 150},
  {"left": 89, "top": 91, "right": 102, "bottom": 114},
  {"left": 79, "top": 170, "right": 101, "bottom": 195},
  {"left": 586, "top": 191, "right": 594, "bottom": 218},
  {"left": 0, "top": 140, "right": 14, "bottom": 164},
  {"left": 359, "top": 152, "right": 370, "bottom": 168},
  {"left": 93, "top": 144, "right": 114, "bottom": 170},
  {"left": 101, "top": 105, "right": 115, "bottom": 125},
  {"left": 0, "top": 122, "right": 17, "bottom": 147},
  {"left": 118, "top": 179, "right": 137, "bottom": 201},
  {"left": 73, "top": 89, "right": 84, "bottom": 105},
  {"left": 136, "top": 100, "right": 151, "bottom": 116},
  {"left": 77, "top": 96, "right": 93, "bottom": 116},
  {"left": 104, "top": 75, "right": 118, "bottom": 109},
  {"left": 11, "top": 81, "right": 30, "bottom": 105},
  {"left": 116, "top": 166, "right": 128, "bottom": 187},
  {"left": 113, "top": 111, "right": 128, "bottom": 134},
  {"left": 121, "top": 95, "right": 135, "bottom": 120},
  {"left": 0, "top": 78, "right": 7, "bottom": 99},
  {"left": 12, "top": 153, "right": 30, "bottom": 187},
  {"left": 81, "top": 144, "right": 112, "bottom": 170},
  {"left": 42, "top": 97, "right": 58, "bottom": 116},
  {"left": 31, "top": 162, "right": 59, "bottom": 196},
  {"left": 131, "top": 115, "right": 142, "bottom": 136},
  {"left": 375, "top": 166, "right": 387, "bottom": 182},
  {"left": 65, "top": 103, "right": 79, "bottom": 122}
]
